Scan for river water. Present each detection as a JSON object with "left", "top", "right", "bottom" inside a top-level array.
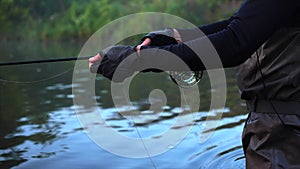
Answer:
[{"left": 0, "top": 41, "right": 247, "bottom": 169}]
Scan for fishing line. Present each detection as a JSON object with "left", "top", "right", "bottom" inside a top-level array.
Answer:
[
  {"left": 117, "top": 81, "right": 157, "bottom": 168},
  {"left": 132, "top": 123, "right": 157, "bottom": 169},
  {"left": 181, "top": 89, "right": 215, "bottom": 151},
  {"left": 255, "top": 51, "right": 286, "bottom": 126},
  {"left": 0, "top": 67, "right": 74, "bottom": 84},
  {"left": 125, "top": 87, "right": 157, "bottom": 168},
  {"left": 181, "top": 88, "right": 218, "bottom": 169},
  {"left": 0, "top": 56, "right": 109, "bottom": 84},
  {"left": 0, "top": 56, "right": 90, "bottom": 84}
]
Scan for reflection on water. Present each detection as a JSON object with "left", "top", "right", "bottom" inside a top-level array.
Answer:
[{"left": 0, "top": 41, "right": 247, "bottom": 169}]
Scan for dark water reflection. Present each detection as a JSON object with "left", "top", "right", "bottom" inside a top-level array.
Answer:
[{"left": 0, "top": 41, "right": 247, "bottom": 169}]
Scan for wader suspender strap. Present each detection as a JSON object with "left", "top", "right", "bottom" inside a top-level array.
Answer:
[{"left": 254, "top": 51, "right": 287, "bottom": 126}]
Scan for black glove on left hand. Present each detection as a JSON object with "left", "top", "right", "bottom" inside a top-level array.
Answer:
[{"left": 90, "top": 45, "right": 138, "bottom": 82}]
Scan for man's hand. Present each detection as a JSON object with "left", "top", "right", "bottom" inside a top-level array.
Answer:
[
  {"left": 140, "top": 28, "right": 181, "bottom": 46},
  {"left": 136, "top": 38, "right": 151, "bottom": 55},
  {"left": 89, "top": 45, "right": 138, "bottom": 82},
  {"left": 89, "top": 53, "right": 102, "bottom": 69},
  {"left": 136, "top": 28, "right": 182, "bottom": 55}
]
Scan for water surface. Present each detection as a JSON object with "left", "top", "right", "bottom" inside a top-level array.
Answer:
[{"left": 0, "top": 41, "right": 247, "bottom": 169}]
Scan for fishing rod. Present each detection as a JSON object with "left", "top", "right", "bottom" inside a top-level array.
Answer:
[
  {"left": 0, "top": 56, "right": 92, "bottom": 66},
  {"left": 0, "top": 55, "right": 202, "bottom": 87}
]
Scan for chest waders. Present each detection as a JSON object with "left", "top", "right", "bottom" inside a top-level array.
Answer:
[{"left": 238, "top": 24, "right": 300, "bottom": 168}]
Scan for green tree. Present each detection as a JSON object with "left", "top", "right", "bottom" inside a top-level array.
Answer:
[{"left": 0, "top": 0, "right": 242, "bottom": 41}]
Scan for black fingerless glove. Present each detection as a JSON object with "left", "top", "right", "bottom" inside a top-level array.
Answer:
[
  {"left": 141, "top": 28, "right": 178, "bottom": 46},
  {"left": 90, "top": 45, "right": 138, "bottom": 82}
]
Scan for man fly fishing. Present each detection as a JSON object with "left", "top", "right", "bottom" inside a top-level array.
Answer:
[{"left": 89, "top": 0, "right": 300, "bottom": 168}]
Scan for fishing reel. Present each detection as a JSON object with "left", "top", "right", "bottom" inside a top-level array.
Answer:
[{"left": 169, "top": 70, "right": 203, "bottom": 88}]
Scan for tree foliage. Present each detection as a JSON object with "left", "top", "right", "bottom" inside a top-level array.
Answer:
[{"left": 0, "top": 0, "right": 242, "bottom": 41}]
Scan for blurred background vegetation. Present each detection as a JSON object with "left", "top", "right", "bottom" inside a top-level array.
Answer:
[{"left": 0, "top": 0, "right": 242, "bottom": 42}]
